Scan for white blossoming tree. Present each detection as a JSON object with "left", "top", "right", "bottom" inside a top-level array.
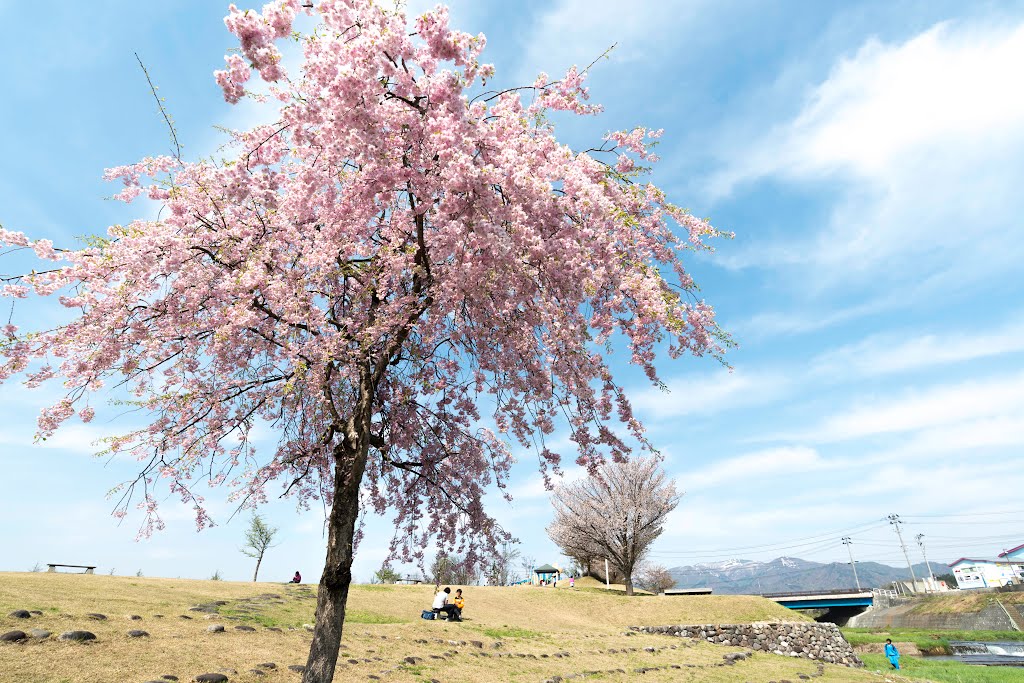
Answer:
[{"left": 547, "top": 457, "right": 680, "bottom": 595}]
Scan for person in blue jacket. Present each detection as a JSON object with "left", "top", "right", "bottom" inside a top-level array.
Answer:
[{"left": 884, "top": 639, "right": 900, "bottom": 670}]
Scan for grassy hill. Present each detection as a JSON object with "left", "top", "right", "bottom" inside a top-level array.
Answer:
[
  {"left": 0, "top": 572, "right": 880, "bottom": 683},
  {"left": 904, "top": 590, "right": 1024, "bottom": 615}
]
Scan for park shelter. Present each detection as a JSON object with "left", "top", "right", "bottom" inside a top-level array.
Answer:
[{"left": 533, "top": 564, "right": 560, "bottom": 584}]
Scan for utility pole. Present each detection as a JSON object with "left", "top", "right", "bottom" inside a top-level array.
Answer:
[
  {"left": 916, "top": 533, "right": 935, "bottom": 591},
  {"left": 889, "top": 514, "right": 919, "bottom": 592},
  {"left": 842, "top": 536, "right": 862, "bottom": 590},
  {"left": 605, "top": 558, "right": 610, "bottom": 589}
]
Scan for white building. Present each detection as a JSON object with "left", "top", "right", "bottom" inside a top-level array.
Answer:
[
  {"left": 999, "top": 544, "right": 1024, "bottom": 563},
  {"left": 949, "top": 557, "right": 1023, "bottom": 589}
]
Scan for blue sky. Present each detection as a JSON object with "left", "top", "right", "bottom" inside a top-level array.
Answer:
[{"left": 2, "top": 0, "right": 1024, "bottom": 584}]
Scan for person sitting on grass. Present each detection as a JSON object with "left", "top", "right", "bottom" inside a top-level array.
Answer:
[
  {"left": 291, "top": 571, "right": 301, "bottom": 583},
  {"left": 431, "top": 586, "right": 460, "bottom": 621},
  {"left": 884, "top": 639, "right": 900, "bottom": 670},
  {"left": 453, "top": 588, "right": 465, "bottom": 619}
]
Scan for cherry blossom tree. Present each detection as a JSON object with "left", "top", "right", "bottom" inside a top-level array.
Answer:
[
  {"left": 547, "top": 457, "right": 680, "bottom": 595},
  {"left": 0, "top": 1, "right": 725, "bottom": 679}
]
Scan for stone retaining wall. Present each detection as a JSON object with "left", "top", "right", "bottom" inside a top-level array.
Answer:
[{"left": 630, "top": 622, "right": 862, "bottom": 667}]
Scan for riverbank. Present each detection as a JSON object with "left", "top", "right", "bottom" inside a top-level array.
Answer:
[
  {"left": 844, "top": 627, "right": 1024, "bottom": 656},
  {"left": 860, "top": 653, "right": 1024, "bottom": 683},
  {"left": 848, "top": 628, "right": 1024, "bottom": 683}
]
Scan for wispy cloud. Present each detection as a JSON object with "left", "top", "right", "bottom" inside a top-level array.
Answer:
[
  {"left": 513, "top": 0, "right": 709, "bottom": 83},
  {"left": 810, "top": 315, "right": 1024, "bottom": 379},
  {"left": 712, "top": 20, "right": 1024, "bottom": 194},
  {"left": 684, "top": 446, "right": 823, "bottom": 491},
  {"left": 630, "top": 368, "right": 790, "bottom": 420},
  {"left": 799, "top": 371, "right": 1024, "bottom": 443},
  {"left": 707, "top": 19, "right": 1024, "bottom": 293}
]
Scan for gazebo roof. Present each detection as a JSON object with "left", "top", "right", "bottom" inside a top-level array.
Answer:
[{"left": 533, "top": 564, "right": 559, "bottom": 573}]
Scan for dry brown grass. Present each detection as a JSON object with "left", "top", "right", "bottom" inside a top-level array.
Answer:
[
  {"left": 0, "top": 572, "right": 878, "bottom": 683},
  {"left": 909, "top": 590, "right": 1024, "bottom": 615}
]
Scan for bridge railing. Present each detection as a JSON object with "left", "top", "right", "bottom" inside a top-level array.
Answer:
[{"left": 759, "top": 588, "right": 869, "bottom": 598}]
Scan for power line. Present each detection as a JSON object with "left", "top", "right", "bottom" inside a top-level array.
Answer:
[
  {"left": 648, "top": 511, "right": 1024, "bottom": 567},
  {"left": 901, "top": 509, "right": 1024, "bottom": 519}
]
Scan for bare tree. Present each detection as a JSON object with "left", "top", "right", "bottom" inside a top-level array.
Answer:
[
  {"left": 241, "top": 514, "right": 280, "bottom": 582},
  {"left": 519, "top": 555, "right": 536, "bottom": 584},
  {"left": 427, "top": 552, "right": 478, "bottom": 587},
  {"left": 635, "top": 563, "right": 676, "bottom": 594},
  {"left": 428, "top": 552, "right": 453, "bottom": 588},
  {"left": 487, "top": 542, "right": 521, "bottom": 586},
  {"left": 547, "top": 457, "right": 680, "bottom": 595}
]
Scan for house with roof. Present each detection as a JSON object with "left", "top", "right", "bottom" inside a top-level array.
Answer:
[
  {"left": 999, "top": 544, "right": 1024, "bottom": 562},
  {"left": 949, "top": 555, "right": 1024, "bottom": 589}
]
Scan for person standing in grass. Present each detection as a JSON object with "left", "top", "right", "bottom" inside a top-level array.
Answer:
[{"left": 884, "top": 639, "right": 900, "bottom": 670}]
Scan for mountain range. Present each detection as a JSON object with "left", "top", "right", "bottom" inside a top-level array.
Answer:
[{"left": 667, "top": 556, "right": 949, "bottom": 594}]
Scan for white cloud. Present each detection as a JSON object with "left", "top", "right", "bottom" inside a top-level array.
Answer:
[
  {"left": 732, "top": 295, "right": 896, "bottom": 339},
  {"left": 683, "top": 446, "right": 823, "bottom": 491},
  {"left": 630, "top": 368, "right": 790, "bottom": 420},
  {"left": 707, "top": 19, "right": 1024, "bottom": 290},
  {"left": 715, "top": 20, "right": 1024, "bottom": 192},
  {"left": 507, "top": 465, "right": 586, "bottom": 501},
  {"left": 0, "top": 422, "right": 120, "bottom": 456},
  {"left": 514, "top": 0, "right": 707, "bottom": 83},
  {"left": 803, "top": 371, "right": 1024, "bottom": 443},
  {"left": 811, "top": 316, "right": 1024, "bottom": 379}
]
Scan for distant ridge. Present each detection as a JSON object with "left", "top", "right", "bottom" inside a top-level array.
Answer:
[{"left": 667, "top": 556, "right": 949, "bottom": 594}]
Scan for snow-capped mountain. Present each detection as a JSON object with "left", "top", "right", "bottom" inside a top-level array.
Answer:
[{"left": 667, "top": 557, "right": 946, "bottom": 594}]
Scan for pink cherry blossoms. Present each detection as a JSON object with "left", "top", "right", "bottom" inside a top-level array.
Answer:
[{"left": 0, "top": 0, "right": 727, "bottom": 571}]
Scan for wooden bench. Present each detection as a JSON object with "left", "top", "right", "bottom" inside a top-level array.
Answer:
[{"left": 47, "top": 564, "right": 96, "bottom": 574}]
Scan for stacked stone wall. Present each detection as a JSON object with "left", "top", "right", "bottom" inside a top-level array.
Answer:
[{"left": 630, "top": 622, "right": 862, "bottom": 667}]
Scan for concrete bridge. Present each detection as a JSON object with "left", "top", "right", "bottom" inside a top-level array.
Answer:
[{"left": 760, "top": 589, "right": 874, "bottom": 624}]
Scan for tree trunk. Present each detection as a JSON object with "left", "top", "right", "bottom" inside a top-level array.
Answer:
[
  {"left": 624, "top": 571, "right": 634, "bottom": 596},
  {"left": 301, "top": 431, "right": 369, "bottom": 683},
  {"left": 253, "top": 555, "right": 262, "bottom": 582}
]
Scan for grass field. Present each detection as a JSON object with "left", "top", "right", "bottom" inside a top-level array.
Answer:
[
  {"left": 844, "top": 627, "right": 1024, "bottom": 655},
  {"left": 860, "top": 653, "right": 1024, "bottom": 683},
  {"left": 0, "top": 572, "right": 885, "bottom": 683}
]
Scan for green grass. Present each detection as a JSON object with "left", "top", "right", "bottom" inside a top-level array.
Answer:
[
  {"left": 359, "top": 584, "right": 398, "bottom": 592},
  {"left": 844, "top": 628, "right": 1024, "bottom": 654},
  {"left": 861, "top": 654, "right": 1024, "bottom": 683},
  {"left": 480, "top": 626, "right": 544, "bottom": 639},
  {"left": 346, "top": 608, "right": 409, "bottom": 624}
]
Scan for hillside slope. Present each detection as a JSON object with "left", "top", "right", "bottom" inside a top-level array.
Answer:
[{"left": 0, "top": 572, "right": 880, "bottom": 683}]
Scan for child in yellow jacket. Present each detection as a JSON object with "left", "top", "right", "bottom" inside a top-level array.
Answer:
[{"left": 453, "top": 589, "right": 465, "bottom": 619}]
